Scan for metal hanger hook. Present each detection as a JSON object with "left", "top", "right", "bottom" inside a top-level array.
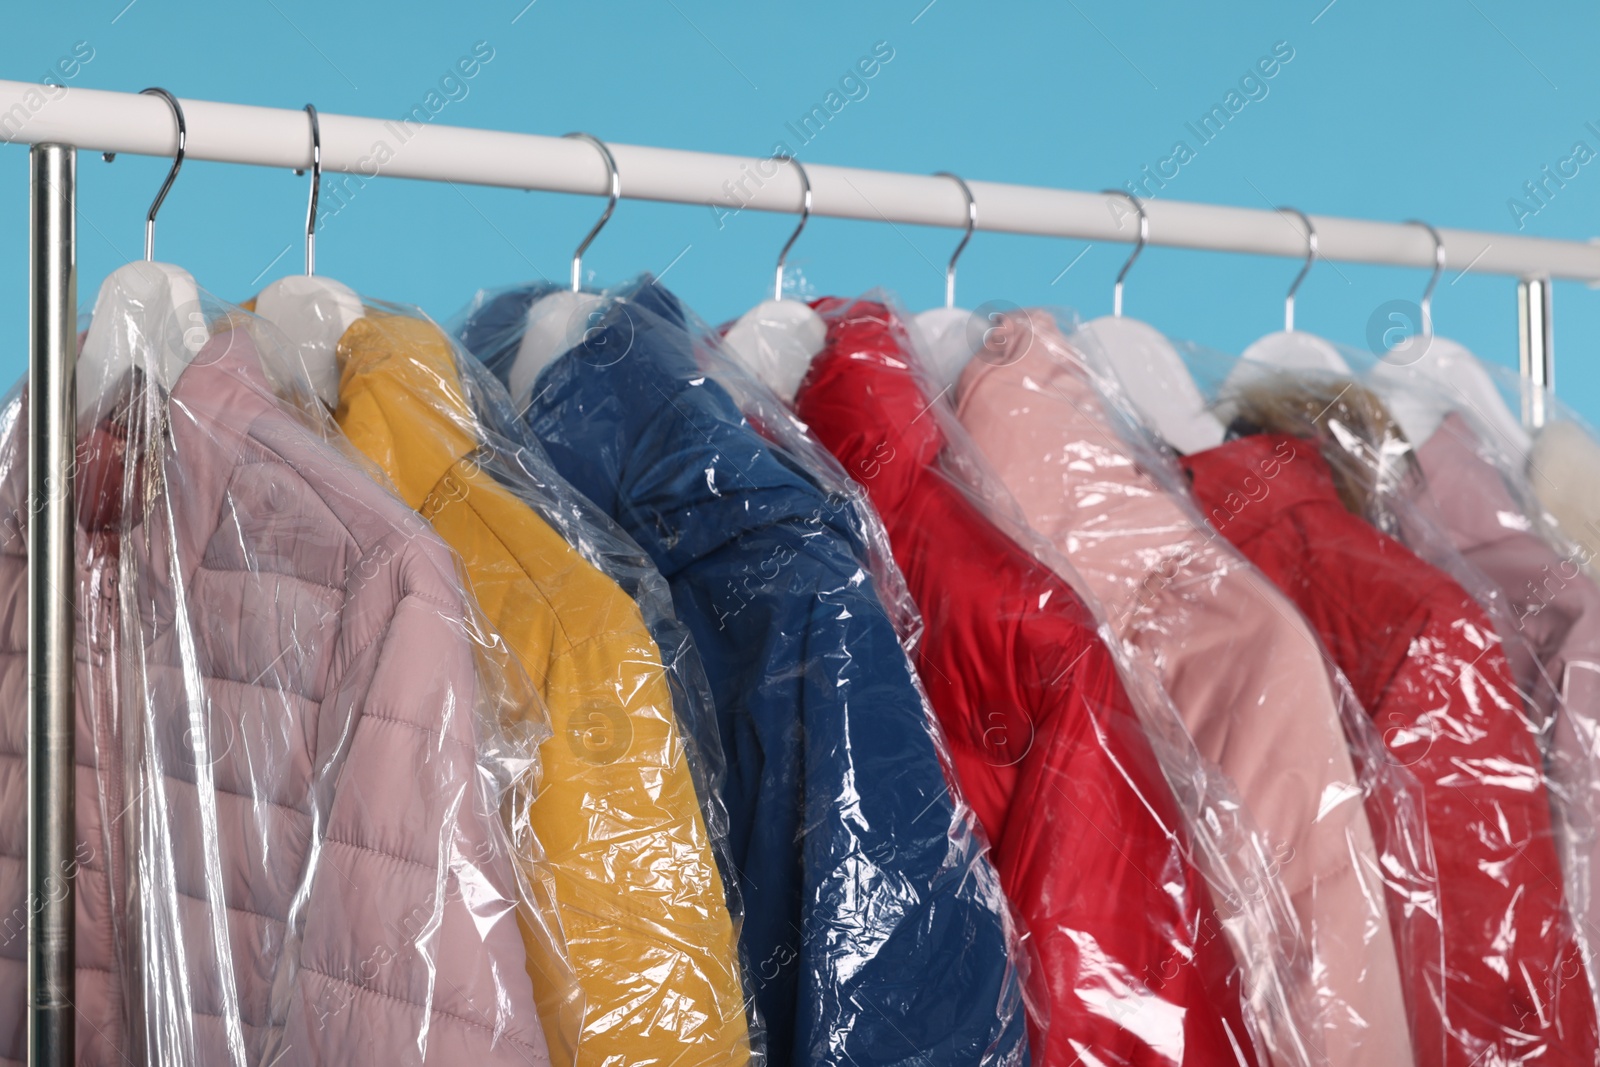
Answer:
[
  {"left": 1404, "top": 218, "right": 1445, "bottom": 338},
  {"left": 772, "top": 153, "right": 811, "bottom": 302},
  {"left": 140, "top": 87, "right": 186, "bottom": 262},
  {"left": 933, "top": 171, "right": 976, "bottom": 309},
  {"left": 294, "top": 104, "right": 324, "bottom": 276},
  {"left": 1278, "top": 206, "right": 1318, "bottom": 332},
  {"left": 565, "top": 132, "right": 620, "bottom": 293},
  {"left": 1103, "top": 188, "right": 1148, "bottom": 318}
]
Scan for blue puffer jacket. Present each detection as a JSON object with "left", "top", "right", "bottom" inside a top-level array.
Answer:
[{"left": 456, "top": 277, "right": 1030, "bottom": 1067}]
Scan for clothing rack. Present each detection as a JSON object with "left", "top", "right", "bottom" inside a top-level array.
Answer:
[{"left": 2, "top": 77, "right": 1593, "bottom": 1064}]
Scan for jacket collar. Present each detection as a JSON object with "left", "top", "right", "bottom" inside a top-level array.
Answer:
[
  {"left": 1182, "top": 432, "right": 1343, "bottom": 540},
  {"left": 952, "top": 308, "right": 1117, "bottom": 455},
  {"left": 457, "top": 282, "right": 557, "bottom": 389},
  {"left": 336, "top": 313, "right": 479, "bottom": 512},
  {"left": 461, "top": 274, "right": 686, "bottom": 396},
  {"left": 805, "top": 296, "right": 947, "bottom": 515},
  {"left": 156, "top": 326, "right": 297, "bottom": 578},
  {"left": 465, "top": 276, "right": 865, "bottom": 577}
]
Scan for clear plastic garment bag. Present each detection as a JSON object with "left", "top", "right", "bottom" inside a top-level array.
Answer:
[
  {"left": 324, "top": 297, "right": 757, "bottom": 1067},
  {"left": 452, "top": 275, "right": 1032, "bottom": 1067},
  {"left": 791, "top": 292, "right": 1317, "bottom": 1067},
  {"left": 1144, "top": 333, "right": 1600, "bottom": 1065},
  {"left": 0, "top": 277, "right": 568, "bottom": 1067},
  {"left": 952, "top": 306, "right": 1434, "bottom": 1067}
]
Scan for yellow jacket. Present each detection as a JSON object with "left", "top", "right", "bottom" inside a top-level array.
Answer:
[{"left": 334, "top": 312, "right": 751, "bottom": 1067}]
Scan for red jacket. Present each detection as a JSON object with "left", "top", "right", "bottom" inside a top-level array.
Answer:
[
  {"left": 1182, "top": 433, "right": 1598, "bottom": 1067},
  {"left": 796, "top": 297, "right": 1257, "bottom": 1067}
]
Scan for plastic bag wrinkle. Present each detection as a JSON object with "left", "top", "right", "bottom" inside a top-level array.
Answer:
[
  {"left": 326, "top": 302, "right": 755, "bottom": 1067},
  {"left": 0, "top": 281, "right": 560, "bottom": 1066},
  {"left": 1185, "top": 352, "right": 1600, "bottom": 1064},
  {"left": 452, "top": 276, "right": 1031, "bottom": 1067},
  {"left": 788, "top": 292, "right": 1289, "bottom": 1066},
  {"left": 951, "top": 307, "right": 1436, "bottom": 1067}
]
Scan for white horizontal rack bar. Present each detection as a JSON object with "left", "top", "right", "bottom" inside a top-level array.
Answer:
[{"left": 1, "top": 78, "right": 1595, "bottom": 282}]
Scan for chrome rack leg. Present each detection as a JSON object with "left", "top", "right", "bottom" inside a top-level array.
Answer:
[
  {"left": 28, "top": 142, "right": 76, "bottom": 1067},
  {"left": 1518, "top": 275, "right": 1554, "bottom": 429}
]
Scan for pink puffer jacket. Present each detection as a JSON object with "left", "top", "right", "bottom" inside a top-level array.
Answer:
[
  {"left": 953, "top": 312, "right": 1419, "bottom": 1067},
  {"left": 0, "top": 326, "right": 552, "bottom": 1066}
]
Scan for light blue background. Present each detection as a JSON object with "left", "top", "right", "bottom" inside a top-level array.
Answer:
[{"left": 5, "top": 0, "right": 1600, "bottom": 422}]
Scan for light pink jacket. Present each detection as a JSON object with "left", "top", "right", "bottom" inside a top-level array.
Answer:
[
  {"left": 0, "top": 327, "right": 551, "bottom": 1066},
  {"left": 954, "top": 312, "right": 1416, "bottom": 1067}
]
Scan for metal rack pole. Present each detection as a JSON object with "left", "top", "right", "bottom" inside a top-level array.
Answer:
[
  {"left": 1518, "top": 276, "right": 1555, "bottom": 428},
  {"left": 27, "top": 142, "right": 76, "bottom": 1067},
  {"left": 0, "top": 80, "right": 1598, "bottom": 283}
]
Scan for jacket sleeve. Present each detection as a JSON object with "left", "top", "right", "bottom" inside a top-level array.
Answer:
[
  {"left": 281, "top": 528, "right": 551, "bottom": 1067},
  {"left": 1135, "top": 547, "right": 1416, "bottom": 1067},
  {"left": 999, "top": 600, "right": 1258, "bottom": 1065},
  {"left": 957, "top": 350, "right": 1415, "bottom": 1067},
  {"left": 537, "top": 621, "right": 753, "bottom": 1066},
  {"left": 1377, "top": 590, "right": 1597, "bottom": 1058},
  {"left": 1458, "top": 531, "right": 1600, "bottom": 962},
  {"left": 789, "top": 575, "right": 1028, "bottom": 1066}
]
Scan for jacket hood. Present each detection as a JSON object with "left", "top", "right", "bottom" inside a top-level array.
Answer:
[
  {"left": 455, "top": 280, "right": 562, "bottom": 385},
  {"left": 802, "top": 296, "right": 947, "bottom": 514},
  {"left": 1220, "top": 373, "right": 1420, "bottom": 529},
  {"left": 337, "top": 312, "right": 480, "bottom": 512},
  {"left": 464, "top": 276, "right": 862, "bottom": 578},
  {"left": 461, "top": 278, "right": 689, "bottom": 392}
]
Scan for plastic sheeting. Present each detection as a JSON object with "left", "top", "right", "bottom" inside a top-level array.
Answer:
[
  {"left": 1531, "top": 419, "right": 1600, "bottom": 581},
  {"left": 1085, "top": 326, "right": 1600, "bottom": 1064},
  {"left": 1175, "top": 348, "right": 1600, "bottom": 1065},
  {"left": 1211, "top": 339, "right": 1600, "bottom": 1023},
  {"left": 1325, "top": 354, "right": 1600, "bottom": 920},
  {"left": 790, "top": 294, "right": 1309, "bottom": 1066},
  {"left": 1521, "top": 409, "right": 1600, "bottom": 1013},
  {"left": 0, "top": 267, "right": 571, "bottom": 1065},
  {"left": 1333, "top": 350, "right": 1600, "bottom": 999},
  {"left": 1402, "top": 411, "right": 1600, "bottom": 995},
  {"left": 452, "top": 276, "right": 1032, "bottom": 1067},
  {"left": 323, "top": 303, "right": 757, "bottom": 1066},
  {"left": 953, "top": 308, "right": 1438, "bottom": 1067}
]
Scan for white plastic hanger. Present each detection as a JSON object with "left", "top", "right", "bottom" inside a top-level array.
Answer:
[
  {"left": 914, "top": 171, "right": 981, "bottom": 395},
  {"left": 1233, "top": 207, "right": 1352, "bottom": 386},
  {"left": 254, "top": 103, "right": 363, "bottom": 410},
  {"left": 1079, "top": 189, "right": 1224, "bottom": 454},
  {"left": 78, "top": 88, "right": 208, "bottom": 421},
  {"left": 721, "top": 153, "right": 826, "bottom": 403},
  {"left": 506, "top": 132, "right": 619, "bottom": 405},
  {"left": 1369, "top": 219, "right": 1531, "bottom": 453}
]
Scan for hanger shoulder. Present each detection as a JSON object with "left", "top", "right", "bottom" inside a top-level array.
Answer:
[
  {"left": 721, "top": 298, "right": 826, "bottom": 403},
  {"left": 79, "top": 260, "right": 208, "bottom": 419},
  {"left": 1082, "top": 315, "right": 1224, "bottom": 455},
  {"left": 254, "top": 274, "right": 365, "bottom": 408}
]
